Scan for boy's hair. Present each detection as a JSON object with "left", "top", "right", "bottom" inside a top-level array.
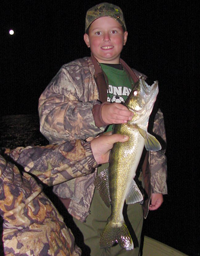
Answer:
[{"left": 85, "top": 2, "right": 127, "bottom": 33}]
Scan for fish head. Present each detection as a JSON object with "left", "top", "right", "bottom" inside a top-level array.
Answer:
[{"left": 126, "top": 78, "right": 159, "bottom": 125}]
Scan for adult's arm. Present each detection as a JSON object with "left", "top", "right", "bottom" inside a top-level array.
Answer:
[{"left": 7, "top": 134, "right": 129, "bottom": 187}]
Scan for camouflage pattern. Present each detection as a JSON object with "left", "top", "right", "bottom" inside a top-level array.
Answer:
[
  {"left": 39, "top": 57, "right": 104, "bottom": 144},
  {"left": 6, "top": 140, "right": 98, "bottom": 224},
  {"left": 39, "top": 57, "right": 167, "bottom": 222},
  {"left": 85, "top": 2, "right": 127, "bottom": 32},
  {"left": 7, "top": 140, "right": 96, "bottom": 186},
  {"left": 1, "top": 140, "right": 97, "bottom": 255},
  {"left": 149, "top": 109, "right": 167, "bottom": 194},
  {"left": 0, "top": 155, "right": 82, "bottom": 255}
]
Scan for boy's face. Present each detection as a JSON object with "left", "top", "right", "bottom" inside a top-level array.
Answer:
[{"left": 84, "top": 16, "right": 128, "bottom": 64}]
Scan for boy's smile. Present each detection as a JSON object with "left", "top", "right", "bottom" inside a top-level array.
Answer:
[{"left": 84, "top": 16, "right": 128, "bottom": 64}]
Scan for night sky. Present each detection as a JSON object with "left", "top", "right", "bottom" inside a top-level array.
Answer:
[{"left": 1, "top": 0, "right": 199, "bottom": 255}]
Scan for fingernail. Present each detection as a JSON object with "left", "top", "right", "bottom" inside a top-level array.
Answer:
[{"left": 123, "top": 135, "right": 129, "bottom": 140}]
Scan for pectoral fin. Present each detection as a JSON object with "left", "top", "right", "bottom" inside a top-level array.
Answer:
[
  {"left": 126, "top": 179, "right": 144, "bottom": 205},
  {"left": 138, "top": 127, "right": 162, "bottom": 151}
]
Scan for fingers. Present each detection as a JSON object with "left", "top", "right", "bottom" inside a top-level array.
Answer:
[
  {"left": 91, "top": 133, "right": 129, "bottom": 165},
  {"left": 149, "top": 203, "right": 161, "bottom": 211},
  {"left": 112, "top": 104, "right": 133, "bottom": 121},
  {"left": 108, "top": 134, "right": 129, "bottom": 144},
  {"left": 101, "top": 103, "right": 133, "bottom": 124}
]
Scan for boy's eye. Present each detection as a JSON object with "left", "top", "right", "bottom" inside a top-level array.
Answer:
[
  {"left": 95, "top": 31, "right": 101, "bottom": 35},
  {"left": 111, "top": 30, "right": 118, "bottom": 34}
]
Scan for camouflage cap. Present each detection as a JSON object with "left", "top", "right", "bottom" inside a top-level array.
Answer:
[{"left": 85, "top": 2, "right": 127, "bottom": 32}]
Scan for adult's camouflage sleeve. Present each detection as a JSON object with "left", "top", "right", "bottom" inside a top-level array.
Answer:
[
  {"left": 149, "top": 109, "right": 167, "bottom": 194},
  {"left": 38, "top": 58, "right": 105, "bottom": 143},
  {"left": 0, "top": 155, "right": 81, "bottom": 256},
  {"left": 7, "top": 140, "right": 97, "bottom": 186}
]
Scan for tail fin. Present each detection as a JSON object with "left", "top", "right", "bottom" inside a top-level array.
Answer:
[{"left": 100, "top": 221, "right": 134, "bottom": 250}]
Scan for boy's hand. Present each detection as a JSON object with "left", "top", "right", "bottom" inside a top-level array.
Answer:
[
  {"left": 101, "top": 103, "right": 133, "bottom": 124},
  {"left": 91, "top": 132, "right": 129, "bottom": 164},
  {"left": 149, "top": 193, "right": 163, "bottom": 210}
]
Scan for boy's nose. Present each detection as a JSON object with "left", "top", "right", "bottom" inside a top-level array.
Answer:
[{"left": 103, "top": 32, "right": 110, "bottom": 41}]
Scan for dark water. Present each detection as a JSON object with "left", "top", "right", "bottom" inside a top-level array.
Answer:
[
  {"left": 0, "top": 115, "right": 48, "bottom": 149},
  {"left": 0, "top": 115, "right": 199, "bottom": 256}
]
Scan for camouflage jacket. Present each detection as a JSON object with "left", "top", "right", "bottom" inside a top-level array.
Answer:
[
  {"left": 38, "top": 57, "right": 167, "bottom": 221},
  {"left": 1, "top": 140, "right": 97, "bottom": 255}
]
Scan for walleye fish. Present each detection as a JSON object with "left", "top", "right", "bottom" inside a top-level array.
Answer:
[{"left": 99, "top": 78, "right": 161, "bottom": 250}]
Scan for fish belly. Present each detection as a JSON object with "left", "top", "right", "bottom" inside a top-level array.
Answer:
[{"left": 109, "top": 130, "right": 144, "bottom": 223}]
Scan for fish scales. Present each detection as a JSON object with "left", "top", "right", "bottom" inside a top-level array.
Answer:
[
  {"left": 110, "top": 123, "right": 144, "bottom": 220},
  {"left": 99, "top": 78, "right": 161, "bottom": 251}
]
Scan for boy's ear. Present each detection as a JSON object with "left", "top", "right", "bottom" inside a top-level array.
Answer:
[
  {"left": 123, "top": 31, "right": 128, "bottom": 46},
  {"left": 84, "top": 33, "right": 90, "bottom": 48}
]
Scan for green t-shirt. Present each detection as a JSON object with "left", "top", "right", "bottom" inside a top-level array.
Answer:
[{"left": 100, "top": 63, "right": 134, "bottom": 132}]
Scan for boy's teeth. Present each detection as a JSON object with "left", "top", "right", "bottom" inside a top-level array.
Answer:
[{"left": 102, "top": 46, "right": 112, "bottom": 49}]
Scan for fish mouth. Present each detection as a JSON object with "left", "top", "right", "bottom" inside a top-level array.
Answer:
[
  {"left": 142, "top": 79, "right": 158, "bottom": 96},
  {"left": 126, "top": 79, "right": 159, "bottom": 122},
  {"left": 137, "top": 80, "right": 158, "bottom": 111}
]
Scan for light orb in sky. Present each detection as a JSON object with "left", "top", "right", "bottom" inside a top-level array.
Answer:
[{"left": 9, "top": 29, "right": 15, "bottom": 36}]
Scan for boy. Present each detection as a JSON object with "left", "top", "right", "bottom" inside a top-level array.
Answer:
[
  {"left": 38, "top": 3, "right": 167, "bottom": 255},
  {"left": 1, "top": 133, "right": 127, "bottom": 255}
]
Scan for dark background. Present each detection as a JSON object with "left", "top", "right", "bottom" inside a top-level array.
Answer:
[{"left": 0, "top": 0, "right": 199, "bottom": 255}]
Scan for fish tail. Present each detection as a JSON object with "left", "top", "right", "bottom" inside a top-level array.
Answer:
[{"left": 100, "top": 221, "right": 134, "bottom": 250}]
